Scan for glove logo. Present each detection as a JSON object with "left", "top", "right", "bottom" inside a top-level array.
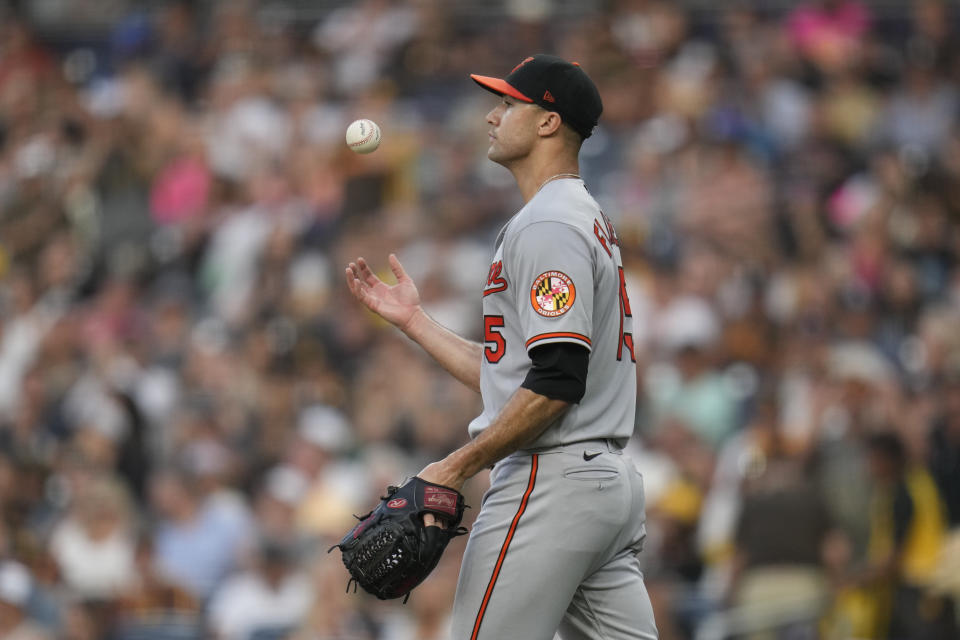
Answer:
[
  {"left": 424, "top": 486, "right": 458, "bottom": 517},
  {"left": 531, "top": 271, "right": 576, "bottom": 317},
  {"left": 387, "top": 498, "right": 408, "bottom": 508}
]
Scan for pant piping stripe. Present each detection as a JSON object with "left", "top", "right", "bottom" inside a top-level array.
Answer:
[{"left": 470, "top": 454, "right": 539, "bottom": 640}]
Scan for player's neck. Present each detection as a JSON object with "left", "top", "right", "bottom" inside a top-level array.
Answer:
[{"left": 513, "top": 154, "right": 581, "bottom": 203}]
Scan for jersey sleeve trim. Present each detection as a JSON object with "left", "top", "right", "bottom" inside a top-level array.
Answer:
[{"left": 525, "top": 332, "right": 592, "bottom": 351}]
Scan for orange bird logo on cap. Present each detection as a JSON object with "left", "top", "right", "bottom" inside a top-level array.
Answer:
[{"left": 511, "top": 56, "right": 535, "bottom": 74}]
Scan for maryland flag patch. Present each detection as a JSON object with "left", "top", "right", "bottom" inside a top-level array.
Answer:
[{"left": 530, "top": 271, "right": 576, "bottom": 317}]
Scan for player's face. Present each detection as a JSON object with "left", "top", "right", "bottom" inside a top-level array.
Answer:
[{"left": 485, "top": 97, "right": 541, "bottom": 166}]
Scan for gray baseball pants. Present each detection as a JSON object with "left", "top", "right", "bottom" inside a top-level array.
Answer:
[{"left": 450, "top": 439, "right": 659, "bottom": 640}]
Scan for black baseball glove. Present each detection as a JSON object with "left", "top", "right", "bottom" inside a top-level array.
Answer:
[{"left": 329, "top": 476, "right": 468, "bottom": 602}]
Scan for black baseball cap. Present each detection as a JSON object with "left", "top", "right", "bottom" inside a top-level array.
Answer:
[{"left": 471, "top": 54, "right": 603, "bottom": 139}]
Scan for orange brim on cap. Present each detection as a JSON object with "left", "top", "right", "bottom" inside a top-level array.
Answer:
[{"left": 470, "top": 74, "right": 533, "bottom": 103}]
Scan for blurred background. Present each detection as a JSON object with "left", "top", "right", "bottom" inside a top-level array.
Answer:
[{"left": 0, "top": 0, "right": 959, "bottom": 638}]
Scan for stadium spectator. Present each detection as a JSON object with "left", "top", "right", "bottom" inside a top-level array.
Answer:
[
  {"left": 207, "top": 539, "right": 314, "bottom": 640},
  {"left": 48, "top": 474, "right": 137, "bottom": 599},
  {"left": 0, "top": 561, "right": 50, "bottom": 640}
]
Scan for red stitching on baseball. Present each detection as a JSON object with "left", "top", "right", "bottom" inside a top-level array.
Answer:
[{"left": 349, "top": 121, "right": 377, "bottom": 148}]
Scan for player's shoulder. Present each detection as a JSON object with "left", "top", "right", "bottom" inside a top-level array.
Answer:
[{"left": 515, "top": 180, "right": 600, "bottom": 235}]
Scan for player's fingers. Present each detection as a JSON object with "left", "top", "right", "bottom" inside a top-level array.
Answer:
[
  {"left": 346, "top": 263, "right": 362, "bottom": 285},
  {"left": 345, "top": 265, "right": 372, "bottom": 298},
  {"left": 422, "top": 513, "right": 447, "bottom": 529},
  {"left": 345, "top": 267, "right": 360, "bottom": 294},
  {"left": 349, "top": 261, "right": 368, "bottom": 282},
  {"left": 356, "top": 258, "right": 381, "bottom": 287},
  {"left": 388, "top": 254, "right": 408, "bottom": 282}
]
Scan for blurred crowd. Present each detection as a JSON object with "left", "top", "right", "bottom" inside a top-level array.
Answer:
[{"left": 0, "top": 0, "right": 959, "bottom": 638}]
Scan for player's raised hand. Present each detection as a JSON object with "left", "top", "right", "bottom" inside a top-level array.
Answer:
[{"left": 345, "top": 254, "right": 422, "bottom": 330}]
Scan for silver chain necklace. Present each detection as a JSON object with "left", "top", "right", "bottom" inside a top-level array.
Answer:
[{"left": 536, "top": 172, "right": 581, "bottom": 193}]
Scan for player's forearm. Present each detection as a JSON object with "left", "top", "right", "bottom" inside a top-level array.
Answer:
[
  {"left": 437, "top": 387, "right": 570, "bottom": 487},
  {"left": 402, "top": 308, "right": 482, "bottom": 393}
]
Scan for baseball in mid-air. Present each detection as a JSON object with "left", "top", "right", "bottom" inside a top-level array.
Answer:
[{"left": 345, "top": 118, "right": 381, "bottom": 154}]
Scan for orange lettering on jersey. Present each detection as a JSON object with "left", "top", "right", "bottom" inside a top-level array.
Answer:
[
  {"left": 530, "top": 271, "right": 576, "bottom": 317},
  {"left": 604, "top": 214, "right": 619, "bottom": 246},
  {"left": 593, "top": 212, "right": 620, "bottom": 258},
  {"left": 593, "top": 220, "right": 612, "bottom": 257},
  {"left": 483, "top": 260, "right": 508, "bottom": 297},
  {"left": 617, "top": 266, "right": 636, "bottom": 362}
]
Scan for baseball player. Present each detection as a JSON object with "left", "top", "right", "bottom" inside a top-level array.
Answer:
[{"left": 345, "top": 54, "right": 657, "bottom": 640}]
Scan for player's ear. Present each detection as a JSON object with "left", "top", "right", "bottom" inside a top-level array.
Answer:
[{"left": 537, "top": 111, "right": 563, "bottom": 137}]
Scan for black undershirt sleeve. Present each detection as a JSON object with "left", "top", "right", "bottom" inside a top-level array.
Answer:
[{"left": 521, "top": 342, "right": 590, "bottom": 403}]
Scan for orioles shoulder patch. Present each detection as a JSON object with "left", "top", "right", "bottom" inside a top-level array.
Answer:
[{"left": 530, "top": 271, "right": 576, "bottom": 317}]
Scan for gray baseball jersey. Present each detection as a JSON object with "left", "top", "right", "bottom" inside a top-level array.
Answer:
[
  {"left": 451, "top": 177, "right": 656, "bottom": 640},
  {"left": 468, "top": 177, "right": 637, "bottom": 447}
]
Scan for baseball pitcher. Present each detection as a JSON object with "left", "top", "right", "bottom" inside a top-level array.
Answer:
[{"left": 346, "top": 54, "right": 657, "bottom": 640}]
